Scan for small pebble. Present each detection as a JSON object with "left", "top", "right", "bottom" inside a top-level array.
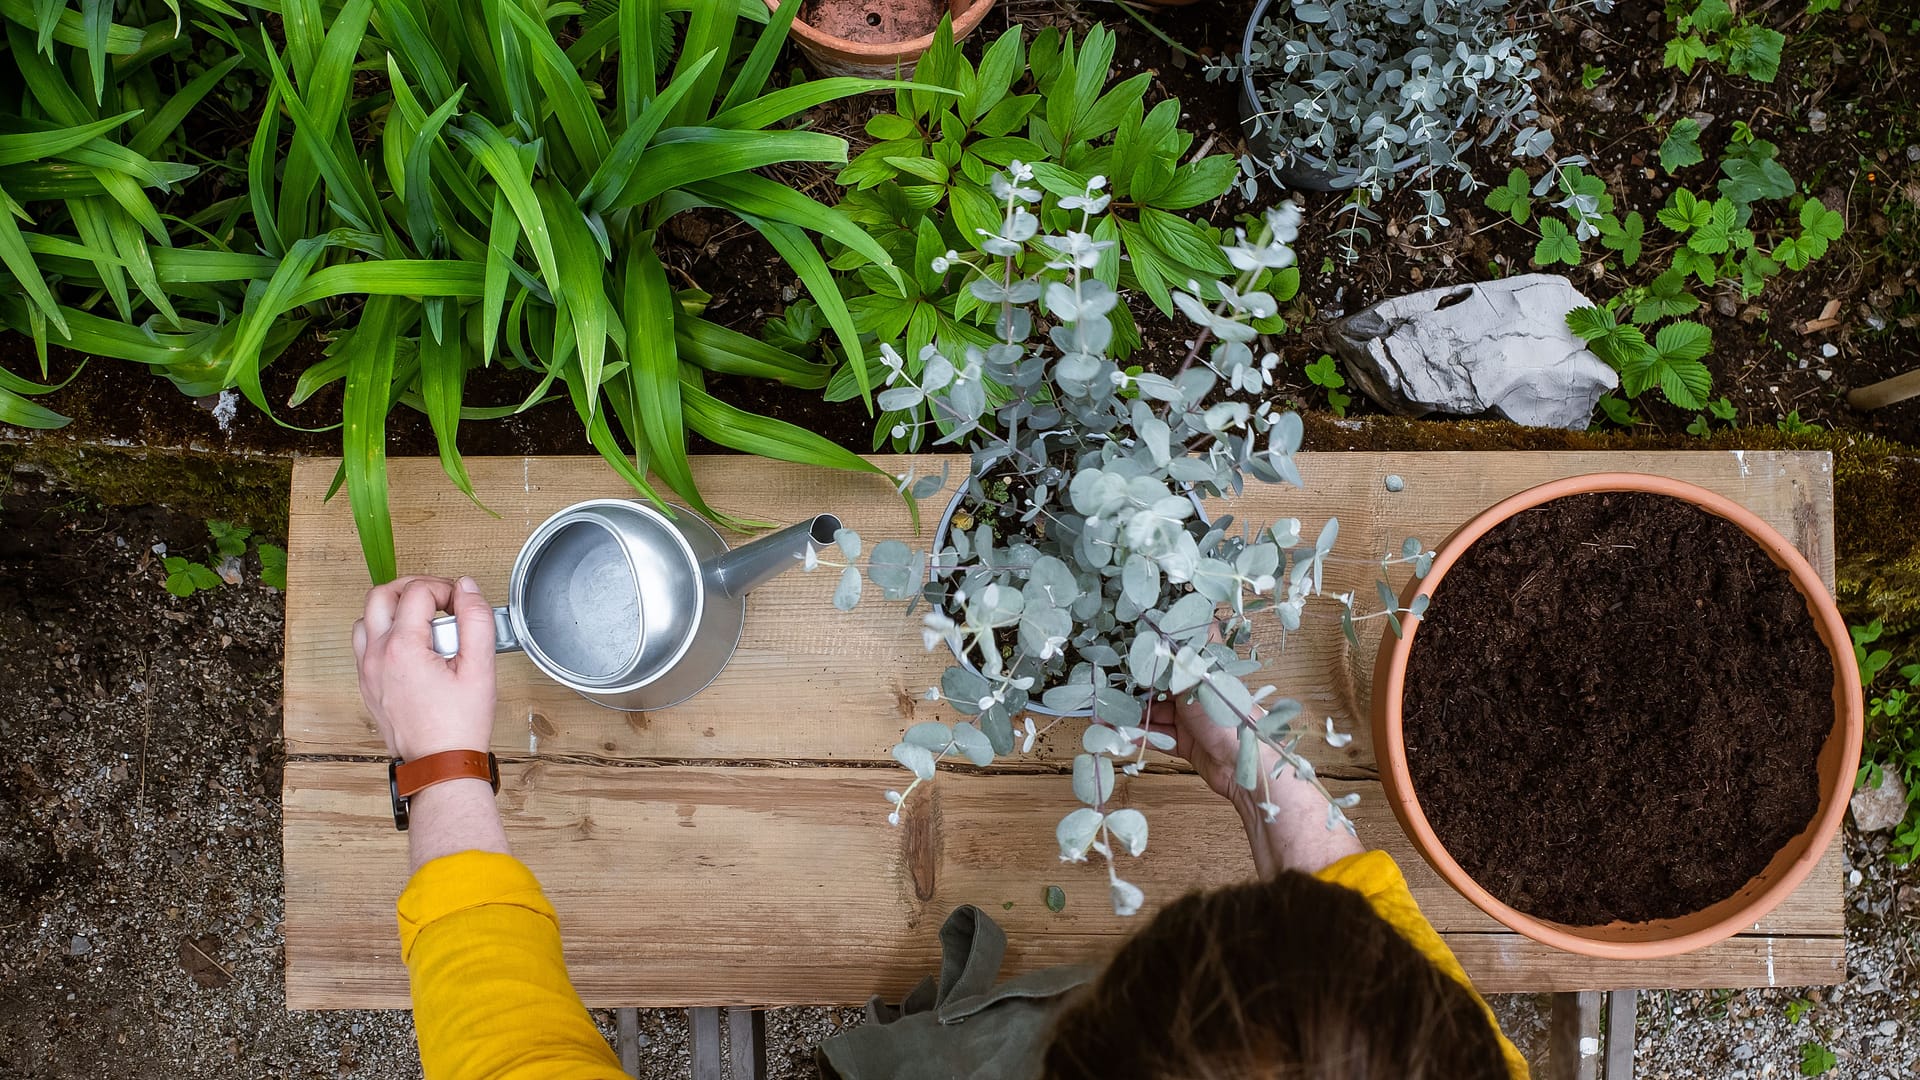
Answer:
[
  {"left": 1818, "top": 369, "right": 1833, "bottom": 382},
  {"left": 1850, "top": 868, "right": 1864, "bottom": 887},
  {"left": 1808, "top": 108, "right": 1828, "bottom": 133},
  {"left": 1821, "top": 343, "right": 1839, "bottom": 358},
  {"left": 1878, "top": 1020, "right": 1899, "bottom": 1037},
  {"left": 1384, "top": 475, "right": 1405, "bottom": 492},
  {"left": 69, "top": 935, "right": 91, "bottom": 956},
  {"left": 1908, "top": 145, "right": 1920, "bottom": 162}
]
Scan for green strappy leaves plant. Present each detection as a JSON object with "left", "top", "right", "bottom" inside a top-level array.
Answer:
[{"left": 3, "top": 0, "right": 930, "bottom": 580}]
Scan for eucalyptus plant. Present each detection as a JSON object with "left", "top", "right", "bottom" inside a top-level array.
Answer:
[
  {"left": 1211, "top": 0, "right": 1588, "bottom": 231},
  {"left": 812, "top": 167, "right": 1429, "bottom": 915}
]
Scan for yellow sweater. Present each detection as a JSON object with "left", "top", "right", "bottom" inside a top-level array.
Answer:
[{"left": 396, "top": 850, "right": 1527, "bottom": 1079}]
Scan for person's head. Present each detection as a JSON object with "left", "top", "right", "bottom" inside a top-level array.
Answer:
[{"left": 1043, "top": 870, "right": 1508, "bottom": 1080}]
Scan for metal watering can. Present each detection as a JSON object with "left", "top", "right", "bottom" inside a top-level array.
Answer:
[{"left": 430, "top": 499, "right": 841, "bottom": 711}]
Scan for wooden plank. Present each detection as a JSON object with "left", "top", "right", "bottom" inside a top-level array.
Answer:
[
  {"left": 1604, "top": 989, "right": 1636, "bottom": 1080},
  {"left": 284, "top": 451, "right": 1835, "bottom": 765},
  {"left": 1549, "top": 992, "right": 1602, "bottom": 1080},
  {"left": 691, "top": 1007, "right": 722, "bottom": 1080},
  {"left": 727, "top": 1007, "right": 765, "bottom": 1080},
  {"left": 616, "top": 1007, "right": 640, "bottom": 1078},
  {"left": 282, "top": 761, "right": 1844, "bottom": 1009}
]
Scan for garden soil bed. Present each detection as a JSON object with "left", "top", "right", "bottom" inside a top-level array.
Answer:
[{"left": 1402, "top": 490, "right": 1834, "bottom": 926}]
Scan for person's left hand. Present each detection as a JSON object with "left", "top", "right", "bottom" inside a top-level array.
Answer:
[{"left": 352, "top": 575, "right": 497, "bottom": 760}]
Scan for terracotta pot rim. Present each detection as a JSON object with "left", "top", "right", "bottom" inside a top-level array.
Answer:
[
  {"left": 1375, "top": 471, "right": 1864, "bottom": 960},
  {"left": 772, "top": 0, "right": 996, "bottom": 63}
]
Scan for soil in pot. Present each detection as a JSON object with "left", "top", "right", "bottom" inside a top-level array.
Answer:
[
  {"left": 800, "top": 0, "right": 942, "bottom": 44},
  {"left": 1401, "top": 491, "right": 1834, "bottom": 927}
]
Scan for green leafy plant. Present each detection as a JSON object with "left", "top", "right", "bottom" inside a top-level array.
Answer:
[
  {"left": 1581, "top": 64, "right": 1608, "bottom": 89},
  {"left": 1660, "top": 118, "right": 1706, "bottom": 174},
  {"left": 827, "top": 21, "right": 1246, "bottom": 448},
  {"left": 1855, "top": 620, "right": 1920, "bottom": 863},
  {"left": 4, "top": 0, "right": 914, "bottom": 579},
  {"left": 1567, "top": 304, "right": 1713, "bottom": 410},
  {"left": 1797, "top": 1041, "right": 1836, "bottom": 1076},
  {"left": 1685, "top": 394, "right": 1737, "bottom": 437},
  {"left": 1664, "top": 0, "right": 1787, "bottom": 83},
  {"left": 259, "top": 542, "right": 288, "bottom": 590},
  {"left": 1484, "top": 167, "right": 1533, "bottom": 225},
  {"left": 1304, "top": 354, "right": 1350, "bottom": 416},
  {"left": 1776, "top": 409, "right": 1819, "bottom": 434},
  {"left": 208, "top": 520, "right": 251, "bottom": 558},
  {"left": 1785, "top": 997, "right": 1813, "bottom": 1025},
  {"left": 162, "top": 555, "right": 223, "bottom": 598}
]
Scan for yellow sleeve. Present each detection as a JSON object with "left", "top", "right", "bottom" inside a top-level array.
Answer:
[
  {"left": 397, "top": 851, "right": 626, "bottom": 1080},
  {"left": 1315, "top": 850, "right": 1530, "bottom": 1080}
]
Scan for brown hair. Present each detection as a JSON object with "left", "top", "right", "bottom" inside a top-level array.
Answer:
[{"left": 1043, "top": 871, "right": 1508, "bottom": 1080}]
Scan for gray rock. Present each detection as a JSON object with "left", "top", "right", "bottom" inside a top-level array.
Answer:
[
  {"left": 1331, "top": 275, "right": 1619, "bottom": 430},
  {"left": 1851, "top": 767, "right": 1910, "bottom": 832},
  {"left": 69, "top": 935, "right": 91, "bottom": 956},
  {"left": 1879, "top": 1020, "right": 1899, "bottom": 1037}
]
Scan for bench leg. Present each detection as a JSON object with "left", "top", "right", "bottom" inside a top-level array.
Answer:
[
  {"left": 728, "top": 1007, "right": 767, "bottom": 1080},
  {"left": 616, "top": 1008, "right": 641, "bottom": 1078},
  {"left": 692, "top": 1007, "right": 724, "bottom": 1080},
  {"left": 1604, "top": 990, "right": 1636, "bottom": 1080},
  {"left": 1549, "top": 991, "right": 1601, "bottom": 1080}
]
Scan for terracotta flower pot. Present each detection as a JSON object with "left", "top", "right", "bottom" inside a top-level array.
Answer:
[
  {"left": 768, "top": 0, "right": 995, "bottom": 78},
  {"left": 1372, "top": 472, "right": 1863, "bottom": 959}
]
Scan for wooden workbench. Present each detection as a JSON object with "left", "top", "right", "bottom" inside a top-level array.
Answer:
[{"left": 282, "top": 451, "right": 1845, "bottom": 1009}]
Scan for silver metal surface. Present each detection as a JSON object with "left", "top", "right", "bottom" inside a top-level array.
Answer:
[{"left": 427, "top": 500, "right": 839, "bottom": 712}]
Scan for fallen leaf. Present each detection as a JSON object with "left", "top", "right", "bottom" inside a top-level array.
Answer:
[{"left": 179, "top": 935, "right": 230, "bottom": 989}]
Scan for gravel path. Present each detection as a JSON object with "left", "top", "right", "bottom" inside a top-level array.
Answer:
[{"left": 2, "top": 487, "right": 1913, "bottom": 1078}]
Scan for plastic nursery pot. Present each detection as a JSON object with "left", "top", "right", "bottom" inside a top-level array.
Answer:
[
  {"left": 1371, "top": 472, "right": 1864, "bottom": 960},
  {"left": 767, "top": 0, "right": 995, "bottom": 78},
  {"left": 930, "top": 479, "right": 1209, "bottom": 719},
  {"left": 1235, "top": 0, "right": 1415, "bottom": 192}
]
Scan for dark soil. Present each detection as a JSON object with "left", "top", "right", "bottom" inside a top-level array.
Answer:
[{"left": 1401, "top": 491, "right": 1836, "bottom": 926}]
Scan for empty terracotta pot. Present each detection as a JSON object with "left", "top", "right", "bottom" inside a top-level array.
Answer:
[
  {"left": 1372, "top": 472, "right": 1863, "bottom": 959},
  {"left": 767, "top": 0, "right": 995, "bottom": 78}
]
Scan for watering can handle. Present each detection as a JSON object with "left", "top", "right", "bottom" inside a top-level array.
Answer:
[{"left": 429, "top": 607, "right": 520, "bottom": 658}]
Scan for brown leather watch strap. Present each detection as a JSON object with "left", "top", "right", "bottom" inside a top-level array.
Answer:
[{"left": 393, "top": 748, "right": 499, "bottom": 798}]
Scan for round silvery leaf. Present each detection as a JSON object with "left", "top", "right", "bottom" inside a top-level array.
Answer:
[
  {"left": 949, "top": 721, "right": 995, "bottom": 767},
  {"left": 942, "top": 666, "right": 992, "bottom": 713},
  {"left": 1071, "top": 753, "right": 1115, "bottom": 806},
  {"left": 1042, "top": 682, "right": 1098, "bottom": 713},
  {"left": 1191, "top": 558, "right": 1238, "bottom": 603},
  {"left": 866, "top": 540, "right": 923, "bottom": 600},
  {"left": 1256, "top": 698, "right": 1303, "bottom": 737},
  {"left": 1234, "top": 726, "right": 1261, "bottom": 791},
  {"left": 1093, "top": 687, "right": 1142, "bottom": 727},
  {"left": 1078, "top": 643, "right": 1123, "bottom": 667},
  {"left": 1122, "top": 554, "right": 1160, "bottom": 610},
  {"left": 1104, "top": 808, "right": 1149, "bottom": 857},
  {"left": 833, "top": 566, "right": 863, "bottom": 611},
  {"left": 1026, "top": 555, "right": 1080, "bottom": 606},
  {"left": 1057, "top": 807, "right": 1104, "bottom": 862},
  {"left": 877, "top": 386, "right": 924, "bottom": 412},
  {"left": 1127, "top": 632, "right": 1165, "bottom": 688},
  {"left": 1082, "top": 725, "right": 1133, "bottom": 758},
  {"left": 902, "top": 721, "right": 953, "bottom": 751},
  {"left": 1018, "top": 604, "right": 1071, "bottom": 660},
  {"left": 892, "top": 742, "right": 937, "bottom": 781}
]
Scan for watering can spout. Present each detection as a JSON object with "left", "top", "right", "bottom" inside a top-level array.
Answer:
[{"left": 707, "top": 514, "right": 843, "bottom": 600}]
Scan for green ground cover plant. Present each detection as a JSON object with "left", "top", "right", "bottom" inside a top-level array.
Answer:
[
  {"left": 2, "top": 0, "right": 920, "bottom": 579},
  {"left": 1855, "top": 618, "right": 1920, "bottom": 863},
  {"left": 1485, "top": 118, "right": 1842, "bottom": 419}
]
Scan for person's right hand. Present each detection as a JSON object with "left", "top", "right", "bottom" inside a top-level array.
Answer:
[
  {"left": 352, "top": 575, "right": 498, "bottom": 761},
  {"left": 1145, "top": 688, "right": 1276, "bottom": 804}
]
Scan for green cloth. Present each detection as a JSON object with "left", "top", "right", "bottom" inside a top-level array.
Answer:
[{"left": 816, "top": 906, "right": 1095, "bottom": 1080}]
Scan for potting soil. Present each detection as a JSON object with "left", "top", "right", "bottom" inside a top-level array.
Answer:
[{"left": 1401, "top": 491, "right": 1834, "bottom": 926}]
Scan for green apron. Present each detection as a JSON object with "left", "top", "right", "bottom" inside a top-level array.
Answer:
[{"left": 816, "top": 906, "right": 1096, "bottom": 1080}]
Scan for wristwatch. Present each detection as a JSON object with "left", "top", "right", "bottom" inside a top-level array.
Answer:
[{"left": 389, "top": 749, "right": 500, "bottom": 831}]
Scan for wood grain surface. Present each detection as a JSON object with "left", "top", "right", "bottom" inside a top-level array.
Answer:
[
  {"left": 282, "top": 451, "right": 1844, "bottom": 1007},
  {"left": 284, "top": 451, "right": 1834, "bottom": 768}
]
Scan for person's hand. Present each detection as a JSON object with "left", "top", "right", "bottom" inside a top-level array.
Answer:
[
  {"left": 352, "top": 575, "right": 497, "bottom": 761},
  {"left": 1145, "top": 688, "right": 1276, "bottom": 804}
]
